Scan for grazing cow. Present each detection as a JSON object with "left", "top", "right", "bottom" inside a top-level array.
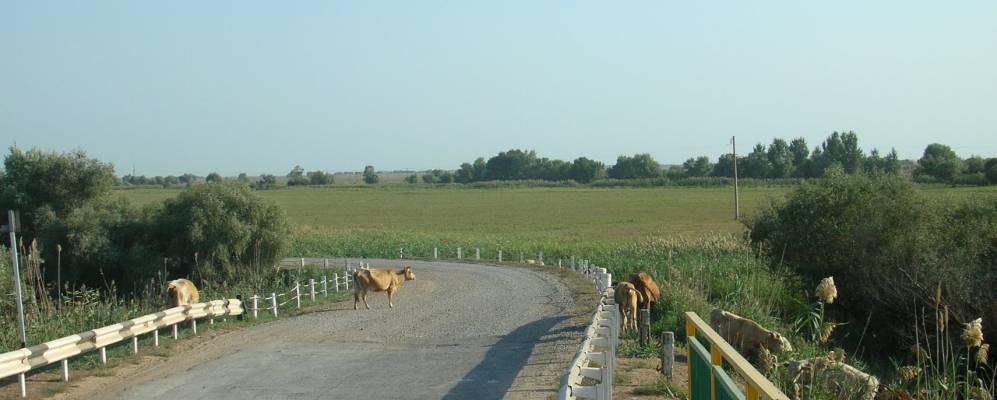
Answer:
[
  {"left": 354, "top": 266, "right": 416, "bottom": 310},
  {"left": 784, "top": 357, "right": 879, "bottom": 400},
  {"left": 167, "top": 279, "right": 200, "bottom": 307},
  {"left": 628, "top": 272, "right": 660, "bottom": 310},
  {"left": 709, "top": 308, "right": 793, "bottom": 354},
  {"left": 614, "top": 282, "right": 642, "bottom": 333}
]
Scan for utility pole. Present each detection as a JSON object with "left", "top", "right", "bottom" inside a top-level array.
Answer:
[{"left": 732, "top": 136, "right": 740, "bottom": 220}]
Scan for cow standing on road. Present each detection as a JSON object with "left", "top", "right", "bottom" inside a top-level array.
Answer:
[{"left": 354, "top": 266, "right": 416, "bottom": 309}]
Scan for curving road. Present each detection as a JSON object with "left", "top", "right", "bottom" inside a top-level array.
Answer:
[{"left": 79, "top": 259, "right": 585, "bottom": 400}]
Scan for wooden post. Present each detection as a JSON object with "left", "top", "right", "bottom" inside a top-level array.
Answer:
[
  {"left": 300, "top": 257, "right": 305, "bottom": 268},
  {"left": 334, "top": 273, "right": 340, "bottom": 292},
  {"left": 322, "top": 276, "right": 328, "bottom": 296},
  {"left": 475, "top": 248, "right": 480, "bottom": 260},
  {"left": 310, "top": 279, "right": 316, "bottom": 302},
  {"left": 324, "top": 258, "right": 329, "bottom": 268},
  {"left": 457, "top": 247, "right": 462, "bottom": 259},
  {"left": 498, "top": 250, "right": 502, "bottom": 262},
  {"left": 271, "top": 293, "right": 278, "bottom": 317},
  {"left": 433, "top": 247, "right": 438, "bottom": 259},
  {"left": 61, "top": 359, "right": 69, "bottom": 382},
  {"left": 295, "top": 282, "right": 301, "bottom": 309},
  {"left": 251, "top": 296, "right": 259, "bottom": 319},
  {"left": 236, "top": 294, "right": 244, "bottom": 321},
  {"left": 638, "top": 309, "right": 651, "bottom": 347},
  {"left": 661, "top": 332, "right": 674, "bottom": 378},
  {"left": 172, "top": 324, "right": 178, "bottom": 339},
  {"left": 153, "top": 329, "right": 160, "bottom": 346}
]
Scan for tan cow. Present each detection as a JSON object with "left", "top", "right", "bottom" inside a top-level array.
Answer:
[
  {"left": 709, "top": 308, "right": 793, "bottom": 354},
  {"left": 614, "top": 282, "right": 642, "bottom": 332},
  {"left": 167, "top": 279, "right": 200, "bottom": 307},
  {"left": 629, "top": 272, "right": 660, "bottom": 310},
  {"left": 784, "top": 357, "right": 879, "bottom": 400},
  {"left": 354, "top": 266, "right": 416, "bottom": 310}
]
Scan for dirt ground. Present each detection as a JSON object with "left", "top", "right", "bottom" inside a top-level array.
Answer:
[{"left": 613, "top": 347, "right": 690, "bottom": 400}]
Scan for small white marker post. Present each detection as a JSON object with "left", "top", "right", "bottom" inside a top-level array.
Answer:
[
  {"left": 295, "top": 282, "right": 301, "bottom": 309},
  {"left": 132, "top": 336, "right": 139, "bottom": 354},
  {"left": 251, "top": 296, "right": 259, "bottom": 319},
  {"left": 399, "top": 247, "right": 404, "bottom": 259},
  {"left": 324, "top": 258, "right": 329, "bottom": 268},
  {"left": 153, "top": 329, "right": 160, "bottom": 346},
  {"left": 271, "top": 293, "right": 278, "bottom": 317},
  {"left": 457, "top": 247, "right": 462, "bottom": 259},
  {"left": 99, "top": 347, "right": 107, "bottom": 364},
  {"left": 498, "top": 250, "right": 503, "bottom": 262},
  {"left": 322, "top": 276, "right": 328, "bottom": 296},
  {"left": 310, "top": 279, "right": 316, "bottom": 302},
  {"left": 433, "top": 247, "right": 438, "bottom": 259},
  {"left": 538, "top": 252, "right": 543, "bottom": 264},
  {"left": 300, "top": 258, "right": 305, "bottom": 268},
  {"left": 334, "top": 273, "right": 340, "bottom": 292},
  {"left": 475, "top": 248, "right": 480, "bottom": 260},
  {"left": 191, "top": 319, "right": 197, "bottom": 335}
]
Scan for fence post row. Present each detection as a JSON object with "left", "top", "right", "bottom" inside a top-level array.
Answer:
[{"left": 558, "top": 268, "right": 618, "bottom": 400}]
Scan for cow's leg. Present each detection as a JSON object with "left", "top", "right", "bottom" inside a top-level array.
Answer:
[
  {"left": 354, "top": 287, "right": 360, "bottom": 310},
  {"left": 387, "top": 287, "right": 396, "bottom": 308},
  {"left": 362, "top": 291, "right": 371, "bottom": 310}
]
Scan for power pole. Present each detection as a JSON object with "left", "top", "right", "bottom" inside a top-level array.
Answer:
[{"left": 732, "top": 136, "right": 740, "bottom": 220}]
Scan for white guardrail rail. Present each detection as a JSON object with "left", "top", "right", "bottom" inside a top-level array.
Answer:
[
  {"left": 559, "top": 267, "right": 619, "bottom": 400},
  {"left": 0, "top": 299, "right": 243, "bottom": 397}
]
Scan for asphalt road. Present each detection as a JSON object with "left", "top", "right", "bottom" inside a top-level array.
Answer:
[{"left": 90, "top": 259, "right": 583, "bottom": 400}]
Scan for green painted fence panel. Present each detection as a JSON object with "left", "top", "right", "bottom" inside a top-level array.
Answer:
[
  {"left": 689, "top": 337, "right": 713, "bottom": 400},
  {"left": 714, "top": 365, "right": 746, "bottom": 400}
]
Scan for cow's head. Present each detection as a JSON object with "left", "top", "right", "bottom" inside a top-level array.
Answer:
[
  {"left": 402, "top": 266, "right": 416, "bottom": 281},
  {"left": 769, "top": 331, "right": 794, "bottom": 353}
]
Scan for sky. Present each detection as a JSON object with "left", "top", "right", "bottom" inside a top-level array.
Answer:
[{"left": 2, "top": 1, "right": 996, "bottom": 176}]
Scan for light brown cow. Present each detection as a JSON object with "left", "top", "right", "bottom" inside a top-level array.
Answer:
[
  {"left": 167, "top": 279, "right": 200, "bottom": 307},
  {"left": 614, "top": 282, "right": 642, "bottom": 333},
  {"left": 353, "top": 266, "right": 416, "bottom": 310},
  {"left": 784, "top": 357, "right": 879, "bottom": 400},
  {"left": 708, "top": 308, "right": 793, "bottom": 354},
  {"left": 629, "top": 272, "right": 660, "bottom": 310}
]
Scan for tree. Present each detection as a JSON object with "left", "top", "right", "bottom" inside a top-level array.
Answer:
[
  {"left": 741, "top": 144, "right": 772, "bottom": 178},
  {"left": 286, "top": 165, "right": 308, "bottom": 186},
  {"left": 455, "top": 163, "right": 475, "bottom": 184},
  {"left": 607, "top": 154, "right": 661, "bottom": 179},
  {"left": 237, "top": 173, "right": 250, "bottom": 184},
  {"left": 206, "top": 172, "right": 223, "bottom": 183},
  {"left": 711, "top": 154, "right": 737, "bottom": 178},
  {"left": 682, "top": 156, "right": 713, "bottom": 177},
  {"left": 404, "top": 174, "right": 418, "bottom": 184},
  {"left": 789, "top": 138, "right": 811, "bottom": 178},
  {"left": 362, "top": 165, "right": 379, "bottom": 184},
  {"left": 178, "top": 173, "right": 197, "bottom": 186},
  {"left": 984, "top": 158, "right": 997, "bottom": 184},
  {"left": 917, "top": 143, "right": 963, "bottom": 182},
  {"left": 307, "top": 170, "right": 333, "bottom": 185},
  {"left": 965, "top": 156, "right": 986, "bottom": 174},
  {"left": 485, "top": 149, "right": 538, "bottom": 180},
  {"left": 568, "top": 157, "right": 606, "bottom": 183},
  {"left": 767, "top": 139, "right": 793, "bottom": 178},
  {"left": 164, "top": 175, "right": 180, "bottom": 187},
  {"left": 0, "top": 147, "right": 115, "bottom": 237},
  {"left": 153, "top": 184, "right": 291, "bottom": 282},
  {"left": 254, "top": 174, "right": 278, "bottom": 190},
  {"left": 472, "top": 158, "right": 488, "bottom": 181}
]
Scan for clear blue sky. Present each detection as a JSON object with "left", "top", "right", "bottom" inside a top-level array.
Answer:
[{"left": 2, "top": 1, "right": 995, "bottom": 176}]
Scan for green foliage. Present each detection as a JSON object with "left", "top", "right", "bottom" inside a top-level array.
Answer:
[
  {"left": 749, "top": 172, "right": 997, "bottom": 354},
  {"left": 683, "top": 156, "right": 713, "bottom": 177},
  {"left": 404, "top": 174, "right": 418, "bottom": 184},
  {"left": 206, "top": 172, "right": 223, "bottom": 183},
  {"left": 362, "top": 165, "right": 379, "bottom": 184},
  {"left": 985, "top": 158, "right": 997, "bottom": 184},
  {"left": 421, "top": 169, "right": 453, "bottom": 184},
  {"left": 568, "top": 157, "right": 606, "bottom": 183},
  {"left": 307, "top": 170, "right": 333, "bottom": 185},
  {"left": 608, "top": 153, "right": 661, "bottom": 179},
  {"left": 287, "top": 165, "right": 309, "bottom": 186},
  {"left": 254, "top": 174, "right": 278, "bottom": 190},
  {"left": 917, "top": 143, "right": 964, "bottom": 182},
  {"left": 154, "top": 183, "right": 291, "bottom": 282}
]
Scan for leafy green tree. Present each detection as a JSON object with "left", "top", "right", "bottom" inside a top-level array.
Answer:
[
  {"left": 711, "top": 154, "right": 737, "bottom": 177},
  {"left": 965, "top": 156, "right": 986, "bottom": 174},
  {"left": 472, "top": 158, "right": 488, "bottom": 181},
  {"left": 455, "top": 163, "right": 475, "bottom": 183},
  {"left": 767, "top": 139, "right": 793, "bottom": 178},
  {"left": 178, "top": 173, "right": 197, "bottom": 186},
  {"left": 307, "top": 170, "right": 333, "bottom": 185},
  {"left": 485, "top": 149, "right": 538, "bottom": 180},
  {"left": 254, "top": 174, "right": 278, "bottom": 190},
  {"left": 789, "top": 138, "right": 811, "bottom": 178},
  {"left": 237, "top": 173, "right": 250, "bottom": 184},
  {"left": 287, "top": 165, "right": 308, "bottom": 186},
  {"left": 741, "top": 144, "right": 772, "bottom": 178},
  {"left": 362, "top": 165, "right": 379, "bottom": 184},
  {"left": 164, "top": 175, "right": 180, "bottom": 187},
  {"left": 153, "top": 184, "right": 291, "bottom": 282},
  {"left": 568, "top": 157, "right": 606, "bottom": 183},
  {"left": 535, "top": 158, "right": 571, "bottom": 181},
  {"left": 607, "top": 153, "right": 660, "bottom": 179},
  {"left": 206, "top": 172, "right": 223, "bottom": 183},
  {"left": 917, "top": 143, "right": 963, "bottom": 182},
  {"left": 682, "top": 156, "right": 713, "bottom": 177},
  {"left": 404, "top": 174, "right": 418, "bottom": 184},
  {"left": 0, "top": 147, "right": 115, "bottom": 237},
  {"left": 985, "top": 158, "right": 997, "bottom": 184}
]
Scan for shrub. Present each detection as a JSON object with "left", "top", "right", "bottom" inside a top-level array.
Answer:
[
  {"left": 153, "top": 184, "right": 292, "bottom": 283},
  {"left": 986, "top": 158, "right": 997, "bottom": 184},
  {"left": 307, "top": 170, "right": 333, "bottom": 185},
  {"left": 362, "top": 165, "right": 379, "bottom": 184},
  {"left": 254, "top": 174, "right": 278, "bottom": 190},
  {"left": 404, "top": 174, "right": 418, "bottom": 184}
]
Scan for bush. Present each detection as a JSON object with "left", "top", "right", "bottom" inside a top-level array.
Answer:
[
  {"left": 952, "top": 172, "right": 989, "bottom": 186},
  {"left": 254, "top": 174, "right": 278, "bottom": 190},
  {"left": 362, "top": 165, "right": 379, "bottom": 184},
  {"left": 153, "top": 184, "right": 292, "bottom": 283},
  {"left": 749, "top": 171, "right": 997, "bottom": 355}
]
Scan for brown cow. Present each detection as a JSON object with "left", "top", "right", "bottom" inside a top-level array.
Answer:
[
  {"left": 614, "top": 282, "right": 642, "bottom": 333},
  {"left": 353, "top": 266, "right": 416, "bottom": 310},
  {"left": 166, "top": 279, "right": 200, "bottom": 307},
  {"left": 709, "top": 308, "right": 793, "bottom": 354},
  {"left": 628, "top": 272, "right": 660, "bottom": 310}
]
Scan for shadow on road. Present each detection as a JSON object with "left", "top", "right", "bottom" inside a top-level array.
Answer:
[{"left": 442, "top": 316, "right": 569, "bottom": 400}]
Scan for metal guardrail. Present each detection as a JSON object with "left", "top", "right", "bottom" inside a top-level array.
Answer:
[
  {"left": 685, "top": 312, "right": 789, "bottom": 400},
  {"left": 0, "top": 299, "right": 243, "bottom": 397},
  {"left": 559, "top": 267, "right": 619, "bottom": 400}
]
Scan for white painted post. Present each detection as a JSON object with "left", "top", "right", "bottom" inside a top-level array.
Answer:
[
  {"left": 433, "top": 247, "right": 438, "bottom": 259},
  {"left": 399, "top": 247, "right": 404, "bottom": 259},
  {"left": 295, "top": 282, "right": 301, "bottom": 309},
  {"left": 172, "top": 324, "right": 179, "bottom": 339},
  {"left": 271, "top": 293, "right": 278, "bottom": 317},
  {"left": 309, "top": 279, "right": 316, "bottom": 301},
  {"left": 457, "top": 247, "right": 462, "bottom": 259},
  {"left": 300, "top": 257, "right": 305, "bottom": 268},
  {"left": 322, "top": 276, "right": 328, "bottom": 296},
  {"left": 344, "top": 273, "right": 350, "bottom": 290},
  {"left": 61, "top": 359, "right": 69, "bottom": 382},
  {"left": 538, "top": 252, "right": 543, "bottom": 264},
  {"left": 132, "top": 336, "right": 139, "bottom": 354},
  {"left": 334, "top": 273, "right": 340, "bottom": 292},
  {"left": 99, "top": 347, "right": 107, "bottom": 364},
  {"left": 191, "top": 319, "right": 197, "bottom": 335},
  {"left": 498, "top": 250, "right": 503, "bottom": 262},
  {"left": 252, "top": 296, "right": 259, "bottom": 319},
  {"left": 475, "top": 248, "right": 480, "bottom": 260},
  {"left": 324, "top": 258, "right": 329, "bottom": 268},
  {"left": 558, "top": 259, "right": 562, "bottom": 268},
  {"left": 154, "top": 329, "right": 160, "bottom": 346}
]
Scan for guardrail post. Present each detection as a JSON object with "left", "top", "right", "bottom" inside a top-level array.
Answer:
[
  {"left": 433, "top": 247, "right": 438, "bottom": 259},
  {"left": 498, "top": 250, "right": 502, "bottom": 262},
  {"left": 457, "top": 247, "right": 462, "bottom": 259},
  {"left": 192, "top": 318, "right": 197, "bottom": 335},
  {"left": 558, "top": 259, "right": 562, "bottom": 268},
  {"left": 99, "top": 347, "right": 107, "bottom": 364},
  {"left": 172, "top": 324, "right": 179, "bottom": 339},
  {"left": 475, "top": 248, "right": 480, "bottom": 260},
  {"left": 310, "top": 279, "right": 316, "bottom": 302},
  {"left": 519, "top": 252, "right": 524, "bottom": 263},
  {"left": 18, "top": 373, "right": 25, "bottom": 398},
  {"left": 661, "top": 332, "right": 674, "bottom": 378},
  {"left": 271, "top": 293, "right": 278, "bottom": 317},
  {"left": 61, "top": 359, "right": 69, "bottom": 381},
  {"left": 132, "top": 336, "right": 139, "bottom": 354},
  {"left": 322, "top": 276, "right": 328, "bottom": 296},
  {"left": 154, "top": 328, "right": 160, "bottom": 346},
  {"left": 295, "top": 282, "right": 301, "bottom": 309},
  {"left": 571, "top": 255, "right": 575, "bottom": 270}
]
